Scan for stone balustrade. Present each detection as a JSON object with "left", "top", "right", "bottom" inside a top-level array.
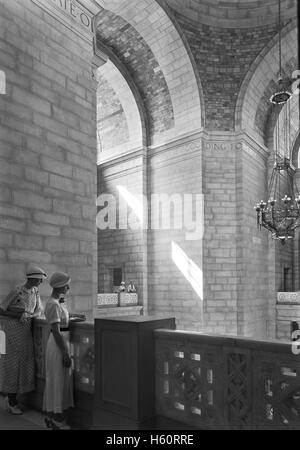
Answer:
[
  {"left": 2, "top": 315, "right": 300, "bottom": 429},
  {"left": 155, "top": 329, "right": 300, "bottom": 430},
  {"left": 276, "top": 293, "right": 300, "bottom": 340},
  {"left": 32, "top": 318, "right": 95, "bottom": 395},
  {"left": 0, "top": 315, "right": 95, "bottom": 427},
  {"left": 32, "top": 318, "right": 95, "bottom": 428}
]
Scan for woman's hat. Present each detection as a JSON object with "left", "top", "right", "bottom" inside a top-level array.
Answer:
[
  {"left": 50, "top": 272, "right": 71, "bottom": 288},
  {"left": 26, "top": 265, "right": 47, "bottom": 279}
]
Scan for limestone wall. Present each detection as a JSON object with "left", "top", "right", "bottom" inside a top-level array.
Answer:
[
  {"left": 97, "top": 153, "right": 147, "bottom": 309},
  {"left": 147, "top": 136, "right": 203, "bottom": 331},
  {"left": 0, "top": 0, "right": 97, "bottom": 315}
]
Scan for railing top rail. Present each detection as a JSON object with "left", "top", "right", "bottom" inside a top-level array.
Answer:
[
  {"left": 33, "top": 318, "right": 94, "bottom": 329},
  {"left": 154, "top": 329, "right": 296, "bottom": 353}
]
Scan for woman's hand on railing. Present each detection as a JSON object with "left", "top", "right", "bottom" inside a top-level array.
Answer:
[
  {"left": 69, "top": 314, "right": 86, "bottom": 323},
  {"left": 20, "top": 312, "right": 33, "bottom": 323}
]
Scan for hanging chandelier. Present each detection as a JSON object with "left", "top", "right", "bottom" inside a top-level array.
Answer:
[
  {"left": 255, "top": 157, "right": 300, "bottom": 243},
  {"left": 254, "top": 0, "right": 299, "bottom": 244}
]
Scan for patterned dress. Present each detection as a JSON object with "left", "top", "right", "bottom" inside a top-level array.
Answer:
[
  {"left": 0, "top": 285, "right": 43, "bottom": 394},
  {"left": 43, "top": 298, "right": 74, "bottom": 414}
]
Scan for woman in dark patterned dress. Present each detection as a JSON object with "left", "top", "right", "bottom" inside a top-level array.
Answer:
[{"left": 0, "top": 265, "right": 46, "bottom": 414}]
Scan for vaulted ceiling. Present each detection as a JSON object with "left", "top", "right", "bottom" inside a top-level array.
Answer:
[{"left": 165, "top": 0, "right": 296, "bottom": 27}]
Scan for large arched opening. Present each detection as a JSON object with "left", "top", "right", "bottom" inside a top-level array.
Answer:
[{"left": 94, "top": 0, "right": 205, "bottom": 329}]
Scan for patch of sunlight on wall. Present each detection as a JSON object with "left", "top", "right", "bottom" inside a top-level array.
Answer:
[
  {"left": 117, "top": 185, "right": 144, "bottom": 226},
  {"left": 171, "top": 241, "right": 203, "bottom": 300}
]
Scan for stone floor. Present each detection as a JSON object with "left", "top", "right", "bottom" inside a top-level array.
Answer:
[
  {"left": 0, "top": 396, "right": 46, "bottom": 430},
  {"left": 0, "top": 395, "right": 198, "bottom": 431}
]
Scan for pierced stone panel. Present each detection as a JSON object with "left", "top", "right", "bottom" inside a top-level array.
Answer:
[
  {"left": 253, "top": 353, "right": 300, "bottom": 429},
  {"left": 224, "top": 349, "right": 252, "bottom": 430},
  {"left": 156, "top": 331, "right": 300, "bottom": 430},
  {"left": 156, "top": 339, "right": 223, "bottom": 429}
]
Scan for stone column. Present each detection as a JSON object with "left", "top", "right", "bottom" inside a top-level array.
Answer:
[{"left": 0, "top": 0, "right": 99, "bottom": 317}]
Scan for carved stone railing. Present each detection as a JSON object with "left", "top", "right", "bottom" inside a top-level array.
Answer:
[
  {"left": 33, "top": 318, "right": 95, "bottom": 394},
  {"left": 0, "top": 316, "right": 94, "bottom": 427},
  {"left": 30, "top": 318, "right": 95, "bottom": 427},
  {"left": 155, "top": 330, "right": 300, "bottom": 430}
]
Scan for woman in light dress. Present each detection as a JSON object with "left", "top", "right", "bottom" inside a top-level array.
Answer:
[
  {"left": 0, "top": 265, "right": 46, "bottom": 415},
  {"left": 43, "top": 272, "right": 75, "bottom": 430}
]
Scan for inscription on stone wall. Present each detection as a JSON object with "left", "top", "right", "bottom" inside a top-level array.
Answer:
[
  {"left": 50, "top": 0, "right": 92, "bottom": 29},
  {"left": 32, "top": 0, "right": 94, "bottom": 40},
  {"left": 203, "top": 142, "right": 242, "bottom": 152}
]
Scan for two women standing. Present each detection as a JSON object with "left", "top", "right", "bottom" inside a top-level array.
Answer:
[{"left": 0, "top": 266, "right": 82, "bottom": 430}]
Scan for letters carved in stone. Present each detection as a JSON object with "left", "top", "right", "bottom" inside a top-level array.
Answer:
[{"left": 31, "top": 0, "right": 94, "bottom": 42}]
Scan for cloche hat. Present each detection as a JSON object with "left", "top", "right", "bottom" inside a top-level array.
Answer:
[
  {"left": 50, "top": 272, "right": 71, "bottom": 289},
  {"left": 26, "top": 265, "right": 47, "bottom": 279}
]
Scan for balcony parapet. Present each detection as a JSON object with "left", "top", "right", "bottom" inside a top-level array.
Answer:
[
  {"left": 155, "top": 329, "right": 300, "bottom": 430},
  {"left": 277, "top": 292, "right": 300, "bottom": 305},
  {"left": 33, "top": 318, "right": 95, "bottom": 394}
]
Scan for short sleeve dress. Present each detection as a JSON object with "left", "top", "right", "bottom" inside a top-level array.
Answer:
[
  {"left": 42, "top": 298, "right": 74, "bottom": 414},
  {"left": 0, "top": 285, "right": 43, "bottom": 394}
]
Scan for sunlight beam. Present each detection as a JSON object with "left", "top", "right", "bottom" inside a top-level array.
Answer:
[
  {"left": 172, "top": 241, "right": 203, "bottom": 300},
  {"left": 117, "top": 185, "right": 144, "bottom": 226}
]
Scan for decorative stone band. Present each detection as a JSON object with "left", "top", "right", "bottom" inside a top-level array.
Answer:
[
  {"left": 31, "top": 0, "right": 94, "bottom": 43},
  {"left": 119, "top": 293, "right": 138, "bottom": 307},
  {"left": 277, "top": 292, "right": 300, "bottom": 304},
  {"left": 98, "top": 293, "right": 139, "bottom": 308},
  {"left": 98, "top": 293, "right": 119, "bottom": 308}
]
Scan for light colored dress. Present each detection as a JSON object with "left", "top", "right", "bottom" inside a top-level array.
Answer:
[
  {"left": 43, "top": 298, "right": 74, "bottom": 414},
  {"left": 0, "top": 285, "right": 43, "bottom": 394}
]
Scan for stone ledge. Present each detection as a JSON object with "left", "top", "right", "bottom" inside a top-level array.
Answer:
[
  {"left": 276, "top": 303, "right": 300, "bottom": 308},
  {"left": 95, "top": 306, "right": 143, "bottom": 318}
]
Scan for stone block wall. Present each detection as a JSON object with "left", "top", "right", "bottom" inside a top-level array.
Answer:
[
  {"left": 97, "top": 135, "right": 204, "bottom": 331},
  {"left": 97, "top": 154, "right": 147, "bottom": 308},
  {"left": 96, "top": 131, "right": 284, "bottom": 337},
  {"left": 147, "top": 136, "right": 203, "bottom": 331},
  {"left": 237, "top": 141, "right": 272, "bottom": 338},
  {"left": 202, "top": 135, "right": 274, "bottom": 338},
  {"left": 0, "top": 0, "right": 97, "bottom": 315},
  {"left": 202, "top": 137, "right": 239, "bottom": 335}
]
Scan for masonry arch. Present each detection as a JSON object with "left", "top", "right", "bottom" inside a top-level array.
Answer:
[
  {"left": 94, "top": 0, "right": 204, "bottom": 147},
  {"left": 95, "top": 56, "right": 147, "bottom": 163}
]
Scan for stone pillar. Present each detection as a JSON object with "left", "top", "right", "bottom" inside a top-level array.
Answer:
[
  {"left": 202, "top": 135, "right": 239, "bottom": 336},
  {"left": 0, "top": 0, "right": 98, "bottom": 316},
  {"left": 202, "top": 132, "right": 274, "bottom": 339},
  {"left": 147, "top": 134, "right": 204, "bottom": 331}
]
